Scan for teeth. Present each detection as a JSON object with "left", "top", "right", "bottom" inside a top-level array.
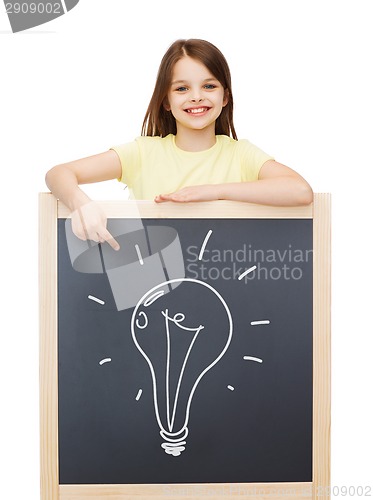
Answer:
[{"left": 187, "top": 107, "right": 208, "bottom": 114}]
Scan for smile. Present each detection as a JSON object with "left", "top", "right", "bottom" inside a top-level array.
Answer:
[{"left": 184, "top": 107, "right": 211, "bottom": 114}]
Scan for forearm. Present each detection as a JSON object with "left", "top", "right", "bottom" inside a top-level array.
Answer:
[
  {"left": 45, "top": 165, "right": 91, "bottom": 211},
  {"left": 217, "top": 177, "right": 313, "bottom": 206}
]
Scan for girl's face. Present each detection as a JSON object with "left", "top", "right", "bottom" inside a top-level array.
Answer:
[{"left": 165, "top": 56, "right": 228, "bottom": 136}]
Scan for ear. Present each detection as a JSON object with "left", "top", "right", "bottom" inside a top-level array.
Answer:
[
  {"left": 223, "top": 89, "right": 229, "bottom": 107},
  {"left": 163, "top": 98, "right": 171, "bottom": 111}
]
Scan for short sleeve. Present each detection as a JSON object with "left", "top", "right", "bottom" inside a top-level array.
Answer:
[
  {"left": 110, "top": 140, "right": 140, "bottom": 185},
  {"left": 238, "top": 140, "right": 274, "bottom": 182}
]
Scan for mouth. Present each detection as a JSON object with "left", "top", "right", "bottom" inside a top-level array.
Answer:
[{"left": 184, "top": 107, "right": 211, "bottom": 115}]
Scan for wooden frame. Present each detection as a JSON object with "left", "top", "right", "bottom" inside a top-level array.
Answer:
[{"left": 39, "top": 193, "right": 331, "bottom": 500}]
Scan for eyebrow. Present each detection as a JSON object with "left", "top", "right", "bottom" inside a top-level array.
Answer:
[{"left": 171, "top": 78, "right": 219, "bottom": 85}]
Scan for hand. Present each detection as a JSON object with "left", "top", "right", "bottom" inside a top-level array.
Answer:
[
  {"left": 154, "top": 184, "right": 220, "bottom": 203},
  {"left": 71, "top": 201, "right": 120, "bottom": 250}
]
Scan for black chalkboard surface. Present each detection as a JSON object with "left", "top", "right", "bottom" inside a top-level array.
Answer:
[{"left": 58, "top": 217, "right": 313, "bottom": 485}]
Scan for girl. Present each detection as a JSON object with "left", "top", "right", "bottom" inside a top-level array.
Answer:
[{"left": 45, "top": 39, "right": 313, "bottom": 250}]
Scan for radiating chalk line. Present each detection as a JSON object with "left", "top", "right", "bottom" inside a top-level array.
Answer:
[
  {"left": 135, "top": 244, "right": 144, "bottom": 265},
  {"left": 251, "top": 320, "right": 270, "bottom": 326},
  {"left": 227, "top": 385, "right": 235, "bottom": 391},
  {"left": 238, "top": 265, "right": 257, "bottom": 280},
  {"left": 88, "top": 295, "right": 105, "bottom": 305},
  {"left": 243, "top": 356, "right": 263, "bottom": 363},
  {"left": 60, "top": 0, "right": 68, "bottom": 14},
  {"left": 135, "top": 389, "right": 143, "bottom": 401},
  {"left": 99, "top": 358, "right": 112, "bottom": 365},
  {"left": 198, "top": 230, "right": 213, "bottom": 260}
]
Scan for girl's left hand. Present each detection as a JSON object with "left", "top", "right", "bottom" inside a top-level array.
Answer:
[{"left": 154, "top": 184, "right": 220, "bottom": 203}]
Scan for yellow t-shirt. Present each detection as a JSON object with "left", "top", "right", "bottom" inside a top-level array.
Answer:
[{"left": 111, "top": 134, "right": 273, "bottom": 200}]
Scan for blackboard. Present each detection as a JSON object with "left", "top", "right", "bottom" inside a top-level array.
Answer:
[
  {"left": 58, "top": 216, "right": 313, "bottom": 485},
  {"left": 39, "top": 195, "right": 331, "bottom": 500}
]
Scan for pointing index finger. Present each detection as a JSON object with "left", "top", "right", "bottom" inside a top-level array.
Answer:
[{"left": 101, "top": 228, "right": 120, "bottom": 251}]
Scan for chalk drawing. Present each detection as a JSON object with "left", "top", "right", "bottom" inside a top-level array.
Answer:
[
  {"left": 131, "top": 278, "right": 233, "bottom": 457},
  {"left": 88, "top": 295, "right": 105, "bottom": 305},
  {"left": 198, "top": 230, "right": 213, "bottom": 260},
  {"left": 243, "top": 356, "right": 263, "bottom": 364},
  {"left": 99, "top": 358, "right": 112, "bottom": 365},
  {"left": 238, "top": 265, "right": 257, "bottom": 280},
  {"left": 135, "top": 244, "right": 144, "bottom": 265}
]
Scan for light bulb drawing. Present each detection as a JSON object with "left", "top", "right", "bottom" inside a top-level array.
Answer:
[{"left": 131, "top": 278, "right": 233, "bottom": 456}]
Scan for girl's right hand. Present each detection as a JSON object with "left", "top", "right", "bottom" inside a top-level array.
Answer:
[
  {"left": 45, "top": 150, "right": 122, "bottom": 250},
  {"left": 71, "top": 201, "right": 120, "bottom": 251}
]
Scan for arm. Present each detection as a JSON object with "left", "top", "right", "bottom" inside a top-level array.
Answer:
[
  {"left": 154, "top": 160, "right": 313, "bottom": 206},
  {"left": 45, "top": 150, "right": 122, "bottom": 249}
]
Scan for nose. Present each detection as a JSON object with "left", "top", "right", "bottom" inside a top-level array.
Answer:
[{"left": 190, "top": 91, "right": 203, "bottom": 102}]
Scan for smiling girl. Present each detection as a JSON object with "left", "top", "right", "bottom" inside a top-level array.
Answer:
[{"left": 45, "top": 39, "right": 313, "bottom": 249}]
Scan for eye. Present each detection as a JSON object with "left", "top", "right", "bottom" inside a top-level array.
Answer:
[
  {"left": 204, "top": 84, "right": 217, "bottom": 90},
  {"left": 175, "top": 86, "right": 188, "bottom": 92}
]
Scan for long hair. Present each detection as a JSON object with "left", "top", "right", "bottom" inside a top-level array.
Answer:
[{"left": 141, "top": 39, "right": 237, "bottom": 140}]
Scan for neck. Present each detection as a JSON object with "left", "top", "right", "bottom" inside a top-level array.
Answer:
[{"left": 174, "top": 125, "right": 216, "bottom": 152}]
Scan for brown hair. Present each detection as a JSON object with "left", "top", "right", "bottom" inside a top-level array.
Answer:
[{"left": 141, "top": 39, "right": 237, "bottom": 140}]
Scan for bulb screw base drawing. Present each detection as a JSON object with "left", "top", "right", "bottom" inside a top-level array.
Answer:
[
  {"left": 160, "top": 427, "right": 188, "bottom": 457},
  {"left": 161, "top": 440, "right": 187, "bottom": 457}
]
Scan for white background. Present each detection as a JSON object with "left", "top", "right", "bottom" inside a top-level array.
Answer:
[{"left": 1, "top": 0, "right": 372, "bottom": 498}]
